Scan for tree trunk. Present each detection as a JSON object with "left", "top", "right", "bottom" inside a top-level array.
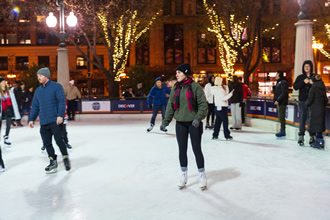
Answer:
[{"left": 108, "top": 75, "right": 120, "bottom": 98}]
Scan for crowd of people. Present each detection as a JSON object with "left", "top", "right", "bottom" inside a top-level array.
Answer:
[
  {"left": 0, "top": 68, "right": 81, "bottom": 173},
  {"left": 0, "top": 61, "right": 328, "bottom": 191}
]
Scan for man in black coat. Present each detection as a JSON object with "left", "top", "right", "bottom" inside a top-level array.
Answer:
[
  {"left": 273, "top": 70, "right": 288, "bottom": 137},
  {"left": 306, "top": 74, "right": 329, "bottom": 148},
  {"left": 293, "top": 60, "right": 315, "bottom": 145}
]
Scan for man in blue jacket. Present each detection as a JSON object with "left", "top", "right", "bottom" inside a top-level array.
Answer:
[
  {"left": 29, "top": 67, "right": 70, "bottom": 174},
  {"left": 147, "top": 77, "right": 171, "bottom": 132}
]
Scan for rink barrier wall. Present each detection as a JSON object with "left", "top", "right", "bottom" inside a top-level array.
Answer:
[{"left": 74, "top": 98, "right": 330, "bottom": 135}]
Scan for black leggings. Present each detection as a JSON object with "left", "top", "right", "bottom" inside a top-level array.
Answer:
[
  {"left": 1, "top": 112, "right": 11, "bottom": 137},
  {"left": 175, "top": 121, "right": 204, "bottom": 169},
  {"left": 0, "top": 147, "right": 4, "bottom": 168}
]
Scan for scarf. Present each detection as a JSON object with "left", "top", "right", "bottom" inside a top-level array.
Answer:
[{"left": 174, "top": 78, "right": 196, "bottom": 111}]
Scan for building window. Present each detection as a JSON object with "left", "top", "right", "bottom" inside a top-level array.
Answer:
[
  {"left": 197, "top": 33, "right": 216, "bottom": 64},
  {"left": 48, "top": 34, "right": 58, "bottom": 45},
  {"left": 19, "top": 32, "right": 31, "bottom": 44},
  {"left": 136, "top": 32, "right": 149, "bottom": 65},
  {"left": 0, "top": 57, "right": 8, "bottom": 70},
  {"left": 7, "top": 34, "right": 17, "bottom": 44},
  {"left": 196, "top": 0, "right": 205, "bottom": 15},
  {"left": 175, "top": 0, "right": 183, "bottom": 15},
  {"left": 0, "top": 34, "right": 4, "bottom": 44},
  {"left": 16, "top": 56, "right": 29, "bottom": 70},
  {"left": 76, "top": 56, "right": 87, "bottom": 69},
  {"left": 93, "top": 55, "right": 104, "bottom": 69},
  {"left": 163, "top": 0, "right": 171, "bottom": 15},
  {"left": 273, "top": 0, "right": 281, "bottom": 14},
  {"left": 164, "top": 24, "right": 184, "bottom": 65},
  {"left": 262, "top": 37, "right": 281, "bottom": 63},
  {"left": 37, "top": 32, "right": 46, "bottom": 44},
  {"left": 38, "top": 56, "right": 50, "bottom": 67}
]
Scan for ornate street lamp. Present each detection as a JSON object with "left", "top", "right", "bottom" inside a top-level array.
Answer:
[{"left": 46, "top": 0, "right": 77, "bottom": 88}]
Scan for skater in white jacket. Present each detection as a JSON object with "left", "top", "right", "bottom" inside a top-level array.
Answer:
[
  {"left": 204, "top": 76, "right": 215, "bottom": 129},
  {"left": 211, "top": 77, "right": 233, "bottom": 140}
]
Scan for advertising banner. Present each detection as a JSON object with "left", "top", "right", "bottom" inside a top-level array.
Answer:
[
  {"left": 266, "top": 101, "right": 278, "bottom": 119},
  {"left": 246, "top": 100, "right": 264, "bottom": 118},
  {"left": 112, "top": 100, "right": 141, "bottom": 113},
  {"left": 81, "top": 101, "right": 111, "bottom": 113}
]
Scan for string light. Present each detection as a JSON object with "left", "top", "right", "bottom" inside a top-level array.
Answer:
[
  {"left": 98, "top": 10, "right": 160, "bottom": 81},
  {"left": 312, "top": 36, "right": 330, "bottom": 59}
]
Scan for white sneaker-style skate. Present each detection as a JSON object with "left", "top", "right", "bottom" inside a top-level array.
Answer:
[
  {"left": 178, "top": 171, "right": 188, "bottom": 189},
  {"left": 147, "top": 124, "right": 154, "bottom": 132},
  {"left": 199, "top": 171, "right": 207, "bottom": 190},
  {"left": 4, "top": 136, "right": 11, "bottom": 146}
]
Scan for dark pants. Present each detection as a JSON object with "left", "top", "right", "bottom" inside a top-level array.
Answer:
[
  {"left": 63, "top": 124, "right": 69, "bottom": 144},
  {"left": 67, "top": 99, "right": 76, "bottom": 120},
  {"left": 206, "top": 103, "right": 215, "bottom": 125},
  {"left": 40, "top": 122, "right": 68, "bottom": 160},
  {"left": 0, "top": 147, "right": 4, "bottom": 168},
  {"left": 1, "top": 112, "right": 11, "bottom": 137},
  {"left": 298, "top": 101, "right": 311, "bottom": 136},
  {"left": 150, "top": 105, "right": 166, "bottom": 125},
  {"left": 277, "top": 105, "right": 286, "bottom": 131},
  {"left": 213, "top": 107, "right": 230, "bottom": 138},
  {"left": 21, "top": 109, "right": 31, "bottom": 119},
  {"left": 175, "top": 121, "right": 204, "bottom": 169},
  {"left": 241, "top": 102, "right": 246, "bottom": 124}
]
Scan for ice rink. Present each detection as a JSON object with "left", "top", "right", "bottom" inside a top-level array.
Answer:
[{"left": 1, "top": 115, "right": 330, "bottom": 220}]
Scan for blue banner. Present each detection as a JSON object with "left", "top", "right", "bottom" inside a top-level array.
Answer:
[
  {"left": 265, "top": 101, "right": 278, "bottom": 118},
  {"left": 112, "top": 100, "right": 141, "bottom": 112},
  {"left": 246, "top": 100, "right": 264, "bottom": 117}
]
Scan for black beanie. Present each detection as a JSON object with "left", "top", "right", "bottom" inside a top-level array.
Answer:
[
  {"left": 0, "top": 77, "right": 5, "bottom": 83},
  {"left": 176, "top": 63, "right": 191, "bottom": 75}
]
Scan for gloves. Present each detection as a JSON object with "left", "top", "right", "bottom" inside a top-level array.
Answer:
[
  {"left": 160, "top": 124, "right": 166, "bottom": 131},
  {"left": 148, "top": 104, "right": 152, "bottom": 109},
  {"left": 192, "top": 119, "right": 200, "bottom": 128}
]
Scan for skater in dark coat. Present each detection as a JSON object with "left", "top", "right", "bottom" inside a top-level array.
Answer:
[
  {"left": 229, "top": 75, "right": 243, "bottom": 130},
  {"left": 306, "top": 74, "right": 329, "bottom": 148},
  {"left": 273, "top": 70, "right": 288, "bottom": 137},
  {"left": 161, "top": 63, "right": 208, "bottom": 190},
  {"left": 293, "top": 60, "right": 315, "bottom": 145}
]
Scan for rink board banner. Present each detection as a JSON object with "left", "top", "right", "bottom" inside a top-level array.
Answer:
[
  {"left": 246, "top": 100, "right": 264, "bottom": 117},
  {"left": 326, "top": 107, "right": 330, "bottom": 131},
  {"left": 265, "top": 102, "right": 277, "bottom": 118},
  {"left": 112, "top": 100, "right": 141, "bottom": 113},
  {"left": 286, "top": 105, "right": 295, "bottom": 124},
  {"left": 142, "top": 99, "right": 169, "bottom": 112},
  {"left": 81, "top": 101, "right": 111, "bottom": 113}
]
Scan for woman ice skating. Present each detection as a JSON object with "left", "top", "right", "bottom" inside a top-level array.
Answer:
[
  {"left": 204, "top": 75, "right": 215, "bottom": 129},
  {"left": 211, "top": 77, "right": 233, "bottom": 140},
  {"left": 306, "top": 74, "right": 329, "bottom": 149},
  {"left": 0, "top": 77, "right": 21, "bottom": 146},
  {"left": 161, "top": 63, "right": 208, "bottom": 190}
]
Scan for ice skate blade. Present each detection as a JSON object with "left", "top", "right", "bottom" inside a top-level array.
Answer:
[
  {"left": 45, "top": 168, "right": 57, "bottom": 174},
  {"left": 178, "top": 185, "right": 186, "bottom": 190},
  {"left": 200, "top": 186, "right": 207, "bottom": 191},
  {"left": 276, "top": 136, "right": 286, "bottom": 139}
]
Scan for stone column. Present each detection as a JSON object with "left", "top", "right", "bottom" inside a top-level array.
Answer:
[
  {"left": 290, "top": 20, "right": 314, "bottom": 101},
  {"left": 57, "top": 47, "right": 70, "bottom": 89}
]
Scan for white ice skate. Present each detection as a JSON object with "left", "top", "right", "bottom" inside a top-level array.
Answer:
[
  {"left": 4, "top": 136, "right": 11, "bottom": 146},
  {"left": 199, "top": 171, "right": 207, "bottom": 190},
  {"left": 178, "top": 171, "right": 188, "bottom": 189},
  {"left": 147, "top": 123, "right": 154, "bottom": 132}
]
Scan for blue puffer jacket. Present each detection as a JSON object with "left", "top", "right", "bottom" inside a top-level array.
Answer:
[
  {"left": 29, "top": 80, "right": 66, "bottom": 125},
  {"left": 147, "top": 84, "right": 171, "bottom": 106}
]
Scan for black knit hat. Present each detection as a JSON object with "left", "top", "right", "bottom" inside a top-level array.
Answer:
[
  {"left": 0, "top": 77, "right": 5, "bottom": 83},
  {"left": 176, "top": 63, "right": 191, "bottom": 75}
]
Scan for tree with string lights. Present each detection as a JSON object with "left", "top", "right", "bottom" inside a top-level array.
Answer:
[
  {"left": 66, "top": 0, "right": 161, "bottom": 97},
  {"left": 203, "top": 0, "right": 269, "bottom": 84}
]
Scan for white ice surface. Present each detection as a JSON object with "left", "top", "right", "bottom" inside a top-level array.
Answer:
[{"left": 1, "top": 116, "right": 330, "bottom": 220}]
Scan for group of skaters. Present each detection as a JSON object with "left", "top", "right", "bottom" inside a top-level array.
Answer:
[
  {"left": 0, "top": 67, "right": 81, "bottom": 173},
  {"left": 274, "top": 60, "right": 328, "bottom": 149},
  {"left": 146, "top": 61, "right": 328, "bottom": 190}
]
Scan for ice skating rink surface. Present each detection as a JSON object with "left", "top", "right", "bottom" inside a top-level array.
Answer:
[{"left": 1, "top": 115, "right": 330, "bottom": 220}]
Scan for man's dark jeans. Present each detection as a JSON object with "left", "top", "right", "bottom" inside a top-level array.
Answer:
[{"left": 150, "top": 105, "right": 166, "bottom": 125}]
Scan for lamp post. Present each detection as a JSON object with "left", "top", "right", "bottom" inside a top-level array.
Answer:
[{"left": 46, "top": 0, "right": 77, "bottom": 88}]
